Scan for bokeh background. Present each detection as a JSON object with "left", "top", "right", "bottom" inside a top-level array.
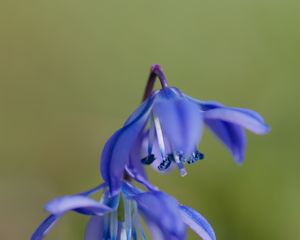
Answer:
[{"left": 1, "top": 0, "right": 300, "bottom": 239}]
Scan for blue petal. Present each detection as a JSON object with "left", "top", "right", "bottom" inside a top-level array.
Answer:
[
  {"left": 84, "top": 216, "right": 104, "bottom": 240},
  {"left": 125, "top": 166, "right": 158, "bottom": 191},
  {"left": 205, "top": 119, "right": 246, "bottom": 163},
  {"left": 78, "top": 183, "right": 106, "bottom": 196},
  {"left": 203, "top": 107, "right": 270, "bottom": 134},
  {"left": 31, "top": 184, "right": 106, "bottom": 240},
  {"left": 127, "top": 131, "right": 148, "bottom": 180},
  {"left": 180, "top": 205, "right": 216, "bottom": 240},
  {"left": 122, "top": 182, "right": 142, "bottom": 197},
  {"left": 153, "top": 88, "right": 203, "bottom": 155},
  {"left": 31, "top": 215, "right": 59, "bottom": 240},
  {"left": 45, "top": 195, "right": 111, "bottom": 215},
  {"left": 100, "top": 96, "right": 155, "bottom": 196},
  {"left": 133, "top": 191, "right": 186, "bottom": 239}
]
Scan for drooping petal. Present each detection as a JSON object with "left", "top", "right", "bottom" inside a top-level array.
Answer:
[
  {"left": 31, "top": 215, "right": 59, "bottom": 240},
  {"left": 205, "top": 119, "right": 246, "bottom": 163},
  {"left": 203, "top": 107, "right": 270, "bottom": 134},
  {"left": 125, "top": 166, "right": 158, "bottom": 191},
  {"left": 78, "top": 183, "right": 107, "bottom": 196},
  {"left": 31, "top": 184, "right": 107, "bottom": 240},
  {"left": 100, "top": 96, "right": 155, "bottom": 196},
  {"left": 127, "top": 131, "right": 148, "bottom": 180},
  {"left": 153, "top": 87, "right": 203, "bottom": 156},
  {"left": 45, "top": 195, "right": 111, "bottom": 216},
  {"left": 121, "top": 182, "right": 142, "bottom": 197},
  {"left": 180, "top": 206, "right": 216, "bottom": 240},
  {"left": 84, "top": 216, "right": 104, "bottom": 240},
  {"left": 133, "top": 191, "right": 186, "bottom": 239}
]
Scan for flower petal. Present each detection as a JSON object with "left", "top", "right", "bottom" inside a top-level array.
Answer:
[
  {"left": 100, "top": 96, "right": 155, "bottom": 196},
  {"left": 31, "top": 184, "right": 106, "bottom": 240},
  {"left": 205, "top": 119, "right": 246, "bottom": 163},
  {"left": 203, "top": 107, "right": 270, "bottom": 134},
  {"left": 180, "top": 205, "right": 216, "bottom": 240},
  {"left": 133, "top": 191, "right": 186, "bottom": 239},
  {"left": 45, "top": 195, "right": 111, "bottom": 215},
  {"left": 31, "top": 215, "right": 59, "bottom": 240},
  {"left": 127, "top": 131, "right": 148, "bottom": 180},
  {"left": 125, "top": 166, "right": 158, "bottom": 191},
  {"left": 84, "top": 216, "right": 104, "bottom": 240},
  {"left": 153, "top": 88, "right": 203, "bottom": 155},
  {"left": 78, "top": 183, "right": 107, "bottom": 196}
]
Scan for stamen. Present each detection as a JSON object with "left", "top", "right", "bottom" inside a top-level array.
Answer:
[
  {"left": 153, "top": 117, "right": 166, "bottom": 157},
  {"left": 148, "top": 119, "right": 155, "bottom": 155},
  {"left": 187, "top": 150, "right": 205, "bottom": 164},
  {"left": 141, "top": 154, "right": 156, "bottom": 165},
  {"left": 174, "top": 154, "right": 187, "bottom": 176},
  {"left": 110, "top": 211, "right": 118, "bottom": 240},
  {"left": 158, "top": 156, "right": 172, "bottom": 171},
  {"left": 133, "top": 202, "right": 146, "bottom": 240},
  {"left": 124, "top": 197, "right": 132, "bottom": 240},
  {"left": 103, "top": 215, "right": 110, "bottom": 239}
]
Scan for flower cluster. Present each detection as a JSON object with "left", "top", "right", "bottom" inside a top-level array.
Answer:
[{"left": 32, "top": 65, "right": 269, "bottom": 240}]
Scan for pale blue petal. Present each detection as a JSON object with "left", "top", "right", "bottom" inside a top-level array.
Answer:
[
  {"left": 100, "top": 96, "right": 155, "bottom": 196},
  {"left": 32, "top": 184, "right": 106, "bottom": 240},
  {"left": 153, "top": 88, "right": 203, "bottom": 155},
  {"left": 121, "top": 182, "right": 142, "bottom": 197},
  {"left": 125, "top": 166, "right": 158, "bottom": 191},
  {"left": 133, "top": 191, "right": 186, "bottom": 239},
  {"left": 84, "top": 216, "right": 104, "bottom": 240},
  {"left": 180, "top": 205, "right": 216, "bottom": 240},
  {"left": 205, "top": 119, "right": 246, "bottom": 163},
  {"left": 204, "top": 107, "right": 270, "bottom": 134},
  {"left": 78, "top": 183, "right": 107, "bottom": 196},
  {"left": 45, "top": 195, "right": 111, "bottom": 215},
  {"left": 127, "top": 131, "right": 148, "bottom": 180}
]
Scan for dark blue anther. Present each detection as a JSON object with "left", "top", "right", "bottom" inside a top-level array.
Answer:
[
  {"left": 158, "top": 155, "right": 173, "bottom": 171},
  {"left": 187, "top": 150, "right": 205, "bottom": 164},
  {"left": 141, "top": 154, "right": 156, "bottom": 165}
]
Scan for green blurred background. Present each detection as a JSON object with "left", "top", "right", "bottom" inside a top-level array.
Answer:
[{"left": 1, "top": 0, "right": 299, "bottom": 239}]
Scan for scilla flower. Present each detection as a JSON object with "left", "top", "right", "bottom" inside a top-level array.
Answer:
[
  {"left": 32, "top": 181, "right": 216, "bottom": 240},
  {"left": 101, "top": 65, "right": 270, "bottom": 195}
]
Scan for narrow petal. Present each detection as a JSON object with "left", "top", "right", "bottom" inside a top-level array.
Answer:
[
  {"left": 78, "top": 183, "right": 107, "bottom": 196},
  {"left": 100, "top": 96, "right": 155, "bottom": 196},
  {"left": 205, "top": 119, "right": 246, "bottom": 163},
  {"left": 133, "top": 191, "right": 186, "bottom": 239},
  {"left": 203, "top": 107, "right": 270, "bottom": 134},
  {"left": 84, "top": 216, "right": 104, "bottom": 240},
  {"left": 127, "top": 131, "right": 148, "bottom": 180},
  {"left": 45, "top": 195, "right": 111, "bottom": 215},
  {"left": 31, "top": 215, "right": 59, "bottom": 240},
  {"left": 153, "top": 88, "right": 203, "bottom": 155},
  {"left": 125, "top": 166, "right": 158, "bottom": 191},
  {"left": 32, "top": 184, "right": 106, "bottom": 240},
  {"left": 180, "top": 206, "right": 216, "bottom": 240},
  {"left": 122, "top": 182, "right": 142, "bottom": 197}
]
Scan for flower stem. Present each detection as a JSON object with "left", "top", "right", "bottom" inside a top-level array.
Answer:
[{"left": 142, "top": 64, "right": 168, "bottom": 101}]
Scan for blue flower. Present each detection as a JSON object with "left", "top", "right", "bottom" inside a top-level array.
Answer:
[
  {"left": 32, "top": 181, "right": 216, "bottom": 240},
  {"left": 101, "top": 65, "right": 270, "bottom": 195}
]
